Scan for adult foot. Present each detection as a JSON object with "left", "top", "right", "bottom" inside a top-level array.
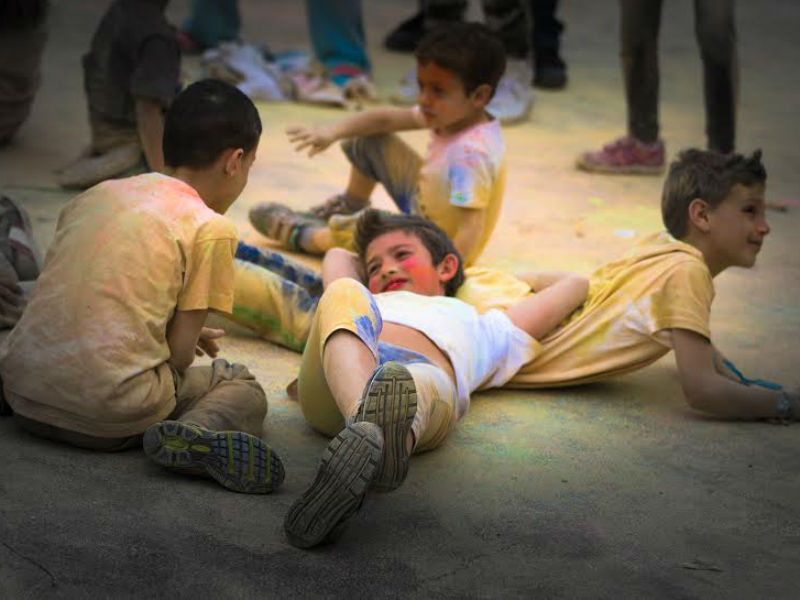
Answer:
[
  {"left": 533, "top": 52, "right": 567, "bottom": 89},
  {"left": 143, "top": 421, "right": 285, "bottom": 494},
  {"left": 284, "top": 422, "right": 383, "bottom": 548},
  {"left": 353, "top": 362, "right": 417, "bottom": 492},
  {"left": 576, "top": 136, "right": 665, "bottom": 175}
]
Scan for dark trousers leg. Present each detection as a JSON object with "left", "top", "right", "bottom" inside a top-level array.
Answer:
[
  {"left": 531, "top": 0, "right": 563, "bottom": 58},
  {"left": 694, "top": 0, "right": 737, "bottom": 152},
  {"left": 620, "top": 0, "right": 663, "bottom": 143},
  {"left": 482, "top": 0, "right": 531, "bottom": 59}
]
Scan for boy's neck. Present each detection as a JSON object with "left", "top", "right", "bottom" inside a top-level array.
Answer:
[
  {"left": 437, "top": 109, "right": 491, "bottom": 137},
  {"left": 679, "top": 231, "right": 727, "bottom": 277},
  {"left": 165, "top": 167, "right": 227, "bottom": 214}
]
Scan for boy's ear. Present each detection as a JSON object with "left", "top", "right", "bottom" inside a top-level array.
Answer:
[
  {"left": 223, "top": 148, "right": 245, "bottom": 176},
  {"left": 436, "top": 253, "right": 460, "bottom": 284},
  {"left": 470, "top": 83, "right": 493, "bottom": 107},
  {"left": 687, "top": 197, "right": 712, "bottom": 233}
]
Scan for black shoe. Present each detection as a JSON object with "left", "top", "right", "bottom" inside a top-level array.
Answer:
[
  {"left": 353, "top": 362, "right": 417, "bottom": 492},
  {"left": 143, "top": 421, "right": 285, "bottom": 494},
  {"left": 533, "top": 54, "right": 567, "bottom": 89},
  {"left": 284, "top": 422, "right": 382, "bottom": 548},
  {"left": 384, "top": 11, "right": 426, "bottom": 53}
]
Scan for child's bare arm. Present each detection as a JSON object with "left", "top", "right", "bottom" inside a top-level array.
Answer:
[
  {"left": 515, "top": 270, "right": 587, "bottom": 293},
  {"left": 166, "top": 309, "right": 225, "bottom": 372},
  {"left": 671, "top": 328, "right": 799, "bottom": 420},
  {"left": 135, "top": 97, "right": 165, "bottom": 172},
  {"left": 321, "top": 248, "right": 365, "bottom": 289},
  {"left": 287, "top": 107, "right": 421, "bottom": 157},
  {"left": 451, "top": 209, "right": 486, "bottom": 267},
  {"left": 504, "top": 274, "right": 589, "bottom": 340}
]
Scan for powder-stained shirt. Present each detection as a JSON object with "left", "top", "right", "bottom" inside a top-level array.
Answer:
[
  {"left": 459, "top": 232, "right": 715, "bottom": 387},
  {"left": 375, "top": 291, "right": 540, "bottom": 420},
  {"left": 83, "top": 0, "right": 179, "bottom": 127},
  {"left": 412, "top": 106, "right": 506, "bottom": 267},
  {"left": 0, "top": 173, "right": 238, "bottom": 437}
]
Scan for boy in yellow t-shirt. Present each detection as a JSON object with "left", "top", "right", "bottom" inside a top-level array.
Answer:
[
  {"left": 248, "top": 22, "right": 507, "bottom": 268},
  {"left": 0, "top": 80, "right": 285, "bottom": 493},
  {"left": 467, "top": 149, "right": 799, "bottom": 421}
]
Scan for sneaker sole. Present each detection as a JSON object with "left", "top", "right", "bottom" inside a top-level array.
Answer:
[
  {"left": 284, "top": 422, "right": 382, "bottom": 548},
  {"left": 355, "top": 362, "right": 417, "bottom": 492},
  {"left": 575, "top": 158, "right": 664, "bottom": 175},
  {"left": 143, "top": 421, "right": 284, "bottom": 494}
]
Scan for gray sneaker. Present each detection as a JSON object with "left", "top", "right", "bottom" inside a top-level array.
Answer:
[
  {"left": 487, "top": 60, "right": 534, "bottom": 125},
  {"left": 389, "top": 66, "right": 418, "bottom": 106},
  {"left": 284, "top": 422, "right": 383, "bottom": 548},
  {"left": 353, "top": 361, "right": 417, "bottom": 492}
]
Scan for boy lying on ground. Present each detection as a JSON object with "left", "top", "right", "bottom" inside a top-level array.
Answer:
[{"left": 283, "top": 209, "right": 588, "bottom": 548}]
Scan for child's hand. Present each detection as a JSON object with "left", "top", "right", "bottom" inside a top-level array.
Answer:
[
  {"left": 195, "top": 327, "right": 225, "bottom": 358},
  {"left": 286, "top": 125, "right": 336, "bottom": 157}
]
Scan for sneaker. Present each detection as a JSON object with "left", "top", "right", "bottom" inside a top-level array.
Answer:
[
  {"left": 308, "top": 193, "right": 368, "bottom": 220},
  {"left": 284, "top": 422, "right": 383, "bottom": 548},
  {"left": 384, "top": 11, "right": 426, "bottom": 53},
  {"left": 389, "top": 67, "right": 418, "bottom": 106},
  {"left": 143, "top": 421, "right": 285, "bottom": 494},
  {"left": 487, "top": 60, "right": 534, "bottom": 125},
  {"left": 533, "top": 53, "right": 567, "bottom": 89},
  {"left": 248, "top": 202, "right": 323, "bottom": 250},
  {"left": 353, "top": 362, "right": 417, "bottom": 492},
  {"left": 576, "top": 136, "right": 665, "bottom": 175}
]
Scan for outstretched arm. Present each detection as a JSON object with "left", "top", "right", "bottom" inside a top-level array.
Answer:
[
  {"left": 504, "top": 273, "right": 589, "bottom": 340},
  {"left": 671, "top": 328, "right": 799, "bottom": 420},
  {"left": 287, "top": 107, "right": 422, "bottom": 157},
  {"left": 516, "top": 270, "right": 588, "bottom": 293}
]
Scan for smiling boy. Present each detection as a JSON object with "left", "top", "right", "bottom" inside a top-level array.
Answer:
[
  {"left": 283, "top": 210, "right": 588, "bottom": 548},
  {"left": 463, "top": 149, "right": 799, "bottom": 420},
  {"left": 249, "top": 22, "right": 507, "bottom": 268}
]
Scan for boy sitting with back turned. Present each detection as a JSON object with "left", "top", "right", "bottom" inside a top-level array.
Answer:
[
  {"left": 476, "top": 149, "right": 799, "bottom": 420},
  {"left": 249, "top": 22, "right": 507, "bottom": 268},
  {"left": 283, "top": 209, "right": 588, "bottom": 548},
  {"left": 0, "top": 80, "right": 285, "bottom": 493}
]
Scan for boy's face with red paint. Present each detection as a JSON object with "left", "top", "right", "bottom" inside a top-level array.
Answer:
[
  {"left": 416, "top": 60, "right": 489, "bottom": 135},
  {"left": 364, "top": 230, "right": 456, "bottom": 296}
]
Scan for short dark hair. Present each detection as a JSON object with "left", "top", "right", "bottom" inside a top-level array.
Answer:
[
  {"left": 415, "top": 22, "right": 506, "bottom": 98},
  {"left": 661, "top": 149, "right": 767, "bottom": 238},
  {"left": 163, "top": 79, "right": 262, "bottom": 169},
  {"left": 355, "top": 209, "right": 465, "bottom": 297}
]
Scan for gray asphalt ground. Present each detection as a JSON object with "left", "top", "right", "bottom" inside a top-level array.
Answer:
[{"left": 1, "top": 1, "right": 799, "bottom": 598}]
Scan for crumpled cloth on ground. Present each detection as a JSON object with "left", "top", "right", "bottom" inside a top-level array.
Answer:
[{"left": 200, "top": 43, "right": 349, "bottom": 107}]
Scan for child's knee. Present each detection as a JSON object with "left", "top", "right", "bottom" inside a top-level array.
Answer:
[{"left": 319, "top": 278, "right": 371, "bottom": 311}]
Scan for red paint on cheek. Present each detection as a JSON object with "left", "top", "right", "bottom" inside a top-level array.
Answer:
[{"left": 400, "top": 257, "right": 440, "bottom": 292}]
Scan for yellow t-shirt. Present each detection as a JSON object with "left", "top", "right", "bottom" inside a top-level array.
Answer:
[
  {"left": 415, "top": 109, "right": 506, "bottom": 267},
  {"left": 0, "top": 173, "right": 238, "bottom": 436},
  {"left": 458, "top": 232, "right": 714, "bottom": 387}
]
